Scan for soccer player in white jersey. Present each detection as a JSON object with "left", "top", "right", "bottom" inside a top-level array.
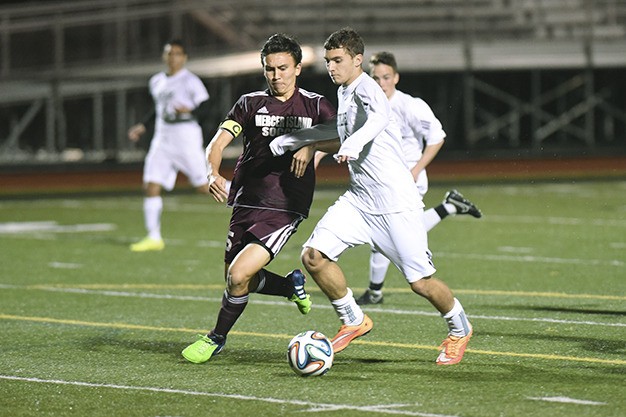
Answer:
[
  {"left": 271, "top": 28, "right": 473, "bottom": 365},
  {"left": 355, "top": 52, "right": 482, "bottom": 305},
  {"left": 127, "top": 40, "right": 210, "bottom": 252}
]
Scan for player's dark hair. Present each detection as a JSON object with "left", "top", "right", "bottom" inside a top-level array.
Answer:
[
  {"left": 369, "top": 52, "right": 398, "bottom": 73},
  {"left": 165, "top": 39, "right": 187, "bottom": 54},
  {"left": 261, "top": 33, "right": 302, "bottom": 65},
  {"left": 324, "top": 27, "right": 364, "bottom": 57}
]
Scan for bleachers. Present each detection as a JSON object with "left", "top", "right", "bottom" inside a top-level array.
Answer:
[
  {"left": 1, "top": 0, "right": 625, "bottom": 164},
  {"left": 1, "top": 0, "right": 625, "bottom": 79}
]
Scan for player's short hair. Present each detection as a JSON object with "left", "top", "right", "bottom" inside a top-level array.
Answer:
[
  {"left": 165, "top": 39, "right": 187, "bottom": 54},
  {"left": 369, "top": 52, "right": 398, "bottom": 73},
  {"left": 324, "top": 27, "right": 364, "bottom": 58},
  {"left": 261, "top": 33, "right": 303, "bottom": 65}
]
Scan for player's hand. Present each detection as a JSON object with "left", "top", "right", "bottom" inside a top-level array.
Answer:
[
  {"left": 291, "top": 146, "right": 315, "bottom": 178},
  {"left": 208, "top": 175, "right": 229, "bottom": 203},
  {"left": 127, "top": 124, "right": 146, "bottom": 142},
  {"left": 333, "top": 154, "right": 350, "bottom": 164},
  {"left": 175, "top": 105, "right": 192, "bottom": 115}
]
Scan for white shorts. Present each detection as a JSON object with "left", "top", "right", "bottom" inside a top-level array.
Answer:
[
  {"left": 304, "top": 196, "right": 436, "bottom": 283},
  {"left": 143, "top": 125, "right": 208, "bottom": 191},
  {"left": 415, "top": 169, "right": 428, "bottom": 198}
]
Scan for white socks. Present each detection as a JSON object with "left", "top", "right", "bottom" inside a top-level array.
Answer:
[
  {"left": 143, "top": 196, "right": 163, "bottom": 240},
  {"left": 369, "top": 251, "right": 390, "bottom": 286},
  {"left": 422, "top": 207, "right": 442, "bottom": 232},
  {"left": 444, "top": 203, "right": 457, "bottom": 215},
  {"left": 442, "top": 298, "right": 472, "bottom": 337},
  {"left": 331, "top": 288, "right": 364, "bottom": 326}
]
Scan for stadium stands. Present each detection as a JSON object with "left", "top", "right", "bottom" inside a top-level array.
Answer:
[{"left": 1, "top": 0, "right": 624, "bottom": 164}]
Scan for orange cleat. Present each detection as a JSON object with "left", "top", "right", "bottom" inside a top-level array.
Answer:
[
  {"left": 436, "top": 325, "right": 473, "bottom": 365},
  {"left": 331, "top": 314, "right": 373, "bottom": 353}
]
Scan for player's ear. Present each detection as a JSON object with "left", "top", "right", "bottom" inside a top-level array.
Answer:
[
  {"left": 354, "top": 54, "right": 363, "bottom": 68},
  {"left": 295, "top": 62, "right": 302, "bottom": 76}
]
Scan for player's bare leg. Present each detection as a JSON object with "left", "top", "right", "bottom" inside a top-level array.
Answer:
[
  {"left": 410, "top": 276, "right": 455, "bottom": 313},
  {"left": 411, "top": 277, "right": 473, "bottom": 365},
  {"left": 301, "top": 247, "right": 348, "bottom": 300},
  {"left": 301, "top": 247, "right": 372, "bottom": 353},
  {"left": 227, "top": 244, "right": 271, "bottom": 296}
]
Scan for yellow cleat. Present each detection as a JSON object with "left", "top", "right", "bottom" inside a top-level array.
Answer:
[{"left": 130, "top": 237, "right": 165, "bottom": 252}]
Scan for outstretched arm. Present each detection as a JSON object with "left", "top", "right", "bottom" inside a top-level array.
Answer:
[
  {"left": 290, "top": 139, "right": 341, "bottom": 178},
  {"left": 270, "top": 118, "right": 338, "bottom": 156}
]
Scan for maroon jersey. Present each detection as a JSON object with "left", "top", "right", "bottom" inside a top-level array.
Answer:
[{"left": 224, "top": 87, "right": 336, "bottom": 217}]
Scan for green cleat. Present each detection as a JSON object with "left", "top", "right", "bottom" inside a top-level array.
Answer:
[
  {"left": 289, "top": 293, "right": 312, "bottom": 315},
  {"left": 286, "top": 269, "right": 312, "bottom": 315},
  {"left": 130, "top": 237, "right": 165, "bottom": 252},
  {"left": 181, "top": 333, "right": 225, "bottom": 364}
]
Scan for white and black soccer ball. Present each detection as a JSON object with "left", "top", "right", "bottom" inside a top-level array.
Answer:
[{"left": 287, "top": 330, "right": 334, "bottom": 377}]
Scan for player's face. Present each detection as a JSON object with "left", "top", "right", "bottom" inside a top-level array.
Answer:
[
  {"left": 324, "top": 48, "right": 363, "bottom": 87},
  {"left": 370, "top": 63, "right": 399, "bottom": 99},
  {"left": 163, "top": 44, "right": 187, "bottom": 74},
  {"left": 263, "top": 52, "right": 302, "bottom": 101}
]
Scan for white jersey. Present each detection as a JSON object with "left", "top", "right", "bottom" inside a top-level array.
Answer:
[
  {"left": 389, "top": 90, "right": 445, "bottom": 167},
  {"left": 143, "top": 68, "right": 210, "bottom": 190},
  {"left": 149, "top": 68, "right": 209, "bottom": 140},
  {"left": 336, "top": 72, "right": 422, "bottom": 214}
]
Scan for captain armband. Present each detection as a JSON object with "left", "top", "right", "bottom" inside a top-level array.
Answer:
[{"left": 219, "top": 119, "right": 243, "bottom": 138}]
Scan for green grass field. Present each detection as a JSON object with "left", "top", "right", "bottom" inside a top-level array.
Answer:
[{"left": 1, "top": 179, "right": 624, "bottom": 417}]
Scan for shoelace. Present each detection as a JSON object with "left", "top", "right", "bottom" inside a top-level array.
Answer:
[{"left": 440, "top": 336, "right": 462, "bottom": 357}]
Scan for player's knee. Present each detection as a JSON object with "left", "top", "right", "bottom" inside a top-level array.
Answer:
[
  {"left": 301, "top": 247, "right": 326, "bottom": 273},
  {"left": 226, "top": 265, "right": 252, "bottom": 294},
  {"left": 410, "top": 275, "right": 433, "bottom": 297}
]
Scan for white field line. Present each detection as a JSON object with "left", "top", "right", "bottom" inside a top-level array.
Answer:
[
  {"left": 0, "top": 221, "right": 116, "bottom": 234},
  {"left": 527, "top": 396, "right": 607, "bottom": 406},
  {"left": 0, "top": 284, "right": 623, "bottom": 328},
  {"left": 2, "top": 199, "right": 626, "bottom": 227},
  {"left": 0, "top": 229, "right": 622, "bottom": 268},
  {"left": 436, "top": 251, "right": 623, "bottom": 267},
  {"left": 0, "top": 375, "right": 457, "bottom": 417}
]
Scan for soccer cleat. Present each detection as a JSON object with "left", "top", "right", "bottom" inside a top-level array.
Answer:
[
  {"left": 444, "top": 189, "right": 482, "bottom": 218},
  {"left": 331, "top": 314, "right": 373, "bottom": 353},
  {"left": 286, "top": 269, "right": 312, "bottom": 315},
  {"left": 436, "top": 325, "right": 473, "bottom": 365},
  {"left": 355, "top": 289, "right": 384, "bottom": 305},
  {"left": 182, "top": 333, "right": 226, "bottom": 364},
  {"left": 130, "top": 237, "right": 165, "bottom": 252}
]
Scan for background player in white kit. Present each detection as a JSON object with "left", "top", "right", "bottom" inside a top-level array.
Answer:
[
  {"left": 127, "top": 40, "right": 210, "bottom": 252},
  {"left": 271, "top": 27, "right": 473, "bottom": 365},
  {"left": 356, "top": 51, "right": 483, "bottom": 305}
]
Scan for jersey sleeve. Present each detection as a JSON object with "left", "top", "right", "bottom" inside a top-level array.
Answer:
[
  {"left": 318, "top": 96, "right": 337, "bottom": 123},
  {"left": 219, "top": 96, "right": 248, "bottom": 138},
  {"left": 410, "top": 98, "right": 446, "bottom": 146},
  {"left": 189, "top": 74, "right": 210, "bottom": 107},
  {"left": 337, "top": 78, "right": 391, "bottom": 160}
]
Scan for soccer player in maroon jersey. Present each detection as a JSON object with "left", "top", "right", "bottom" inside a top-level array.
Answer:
[{"left": 182, "top": 33, "right": 336, "bottom": 364}]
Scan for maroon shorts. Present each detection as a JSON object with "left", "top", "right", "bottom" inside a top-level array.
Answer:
[{"left": 225, "top": 206, "right": 305, "bottom": 265}]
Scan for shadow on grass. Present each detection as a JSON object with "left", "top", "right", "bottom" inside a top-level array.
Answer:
[
  {"left": 479, "top": 329, "right": 625, "bottom": 357},
  {"left": 525, "top": 306, "right": 626, "bottom": 316},
  {"left": 483, "top": 303, "right": 626, "bottom": 317}
]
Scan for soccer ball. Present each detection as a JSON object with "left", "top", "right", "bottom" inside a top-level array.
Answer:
[{"left": 287, "top": 330, "right": 334, "bottom": 377}]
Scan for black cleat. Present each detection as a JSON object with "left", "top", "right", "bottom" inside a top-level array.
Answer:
[
  {"left": 444, "top": 190, "right": 482, "bottom": 218},
  {"left": 355, "top": 289, "right": 384, "bottom": 305}
]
